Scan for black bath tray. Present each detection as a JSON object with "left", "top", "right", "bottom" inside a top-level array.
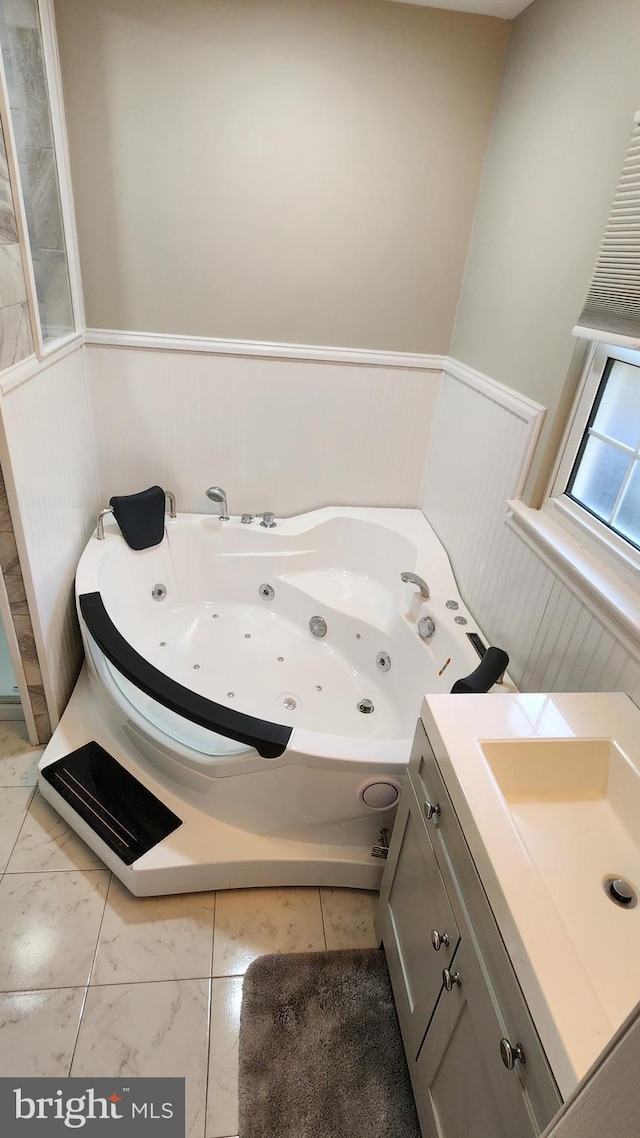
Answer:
[{"left": 41, "top": 741, "right": 182, "bottom": 865}]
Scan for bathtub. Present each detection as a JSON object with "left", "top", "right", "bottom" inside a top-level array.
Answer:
[{"left": 38, "top": 506, "right": 512, "bottom": 895}]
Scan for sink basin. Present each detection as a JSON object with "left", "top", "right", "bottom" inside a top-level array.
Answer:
[
  {"left": 481, "top": 737, "right": 634, "bottom": 806},
  {"left": 478, "top": 736, "right": 640, "bottom": 1031},
  {"left": 479, "top": 736, "right": 640, "bottom": 849}
]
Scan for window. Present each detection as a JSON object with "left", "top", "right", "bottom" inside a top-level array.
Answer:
[
  {"left": 507, "top": 340, "right": 640, "bottom": 639},
  {"left": 547, "top": 343, "right": 640, "bottom": 574},
  {"left": 566, "top": 355, "right": 640, "bottom": 549}
]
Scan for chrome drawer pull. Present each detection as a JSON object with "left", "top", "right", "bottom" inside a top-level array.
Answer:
[
  {"left": 431, "top": 929, "right": 450, "bottom": 951},
  {"left": 500, "top": 1038, "right": 526, "bottom": 1069},
  {"left": 424, "top": 800, "right": 441, "bottom": 821},
  {"left": 442, "top": 968, "right": 461, "bottom": 991}
]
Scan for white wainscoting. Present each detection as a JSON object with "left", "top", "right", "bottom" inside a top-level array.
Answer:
[
  {"left": 0, "top": 331, "right": 442, "bottom": 730},
  {"left": 421, "top": 361, "right": 640, "bottom": 703},
  {"left": 5, "top": 330, "right": 639, "bottom": 730},
  {"left": 0, "top": 342, "right": 100, "bottom": 722},
  {"left": 503, "top": 520, "right": 640, "bottom": 700},
  {"left": 87, "top": 341, "right": 443, "bottom": 517},
  {"left": 420, "top": 358, "right": 545, "bottom": 624}
]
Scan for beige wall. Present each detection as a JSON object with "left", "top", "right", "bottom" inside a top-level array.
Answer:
[
  {"left": 450, "top": 0, "right": 640, "bottom": 497},
  {"left": 53, "top": 0, "right": 507, "bottom": 353}
]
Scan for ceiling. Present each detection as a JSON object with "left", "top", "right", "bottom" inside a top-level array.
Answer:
[{"left": 386, "top": 0, "right": 534, "bottom": 17}]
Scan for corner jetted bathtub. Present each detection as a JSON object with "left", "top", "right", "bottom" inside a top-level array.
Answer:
[{"left": 39, "top": 506, "right": 511, "bottom": 895}]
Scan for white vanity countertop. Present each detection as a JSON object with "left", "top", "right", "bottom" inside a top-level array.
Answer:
[{"left": 420, "top": 690, "right": 640, "bottom": 1100}]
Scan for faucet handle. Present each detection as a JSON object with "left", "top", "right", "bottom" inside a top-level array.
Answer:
[{"left": 257, "top": 512, "right": 276, "bottom": 528}]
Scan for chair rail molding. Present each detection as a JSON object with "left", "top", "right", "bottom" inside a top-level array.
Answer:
[{"left": 84, "top": 328, "right": 448, "bottom": 372}]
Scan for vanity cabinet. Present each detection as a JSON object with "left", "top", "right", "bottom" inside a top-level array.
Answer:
[{"left": 376, "top": 718, "right": 562, "bottom": 1138}]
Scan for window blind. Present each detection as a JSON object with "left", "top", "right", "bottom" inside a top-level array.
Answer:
[{"left": 574, "top": 112, "right": 640, "bottom": 349}]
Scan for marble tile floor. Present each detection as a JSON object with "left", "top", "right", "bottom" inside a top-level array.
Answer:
[{"left": 0, "top": 720, "right": 380, "bottom": 1138}]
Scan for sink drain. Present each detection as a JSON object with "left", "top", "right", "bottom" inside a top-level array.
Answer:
[{"left": 604, "top": 876, "right": 637, "bottom": 908}]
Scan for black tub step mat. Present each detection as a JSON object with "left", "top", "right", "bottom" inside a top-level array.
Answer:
[{"left": 41, "top": 741, "right": 182, "bottom": 865}]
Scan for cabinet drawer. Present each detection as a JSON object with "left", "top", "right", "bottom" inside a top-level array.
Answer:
[{"left": 409, "top": 718, "right": 562, "bottom": 1130}]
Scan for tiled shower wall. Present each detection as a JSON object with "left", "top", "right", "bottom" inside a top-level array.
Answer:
[
  {"left": 0, "top": 0, "right": 73, "bottom": 340},
  {"left": 0, "top": 343, "right": 99, "bottom": 728},
  {"left": 0, "top": 464, "right": 50, "bottom": 738},
  {"left": 0, "top": 117, "right": 31, "bottom": 368},
  {"left": 0, "top": 2, "right": 83, "bottom": 740},
  {"left": 0, "top": 104, "right": 53, "bottom": 743},
  {"left": 421, "top": 366, "right": 640, "bottom": 705}
]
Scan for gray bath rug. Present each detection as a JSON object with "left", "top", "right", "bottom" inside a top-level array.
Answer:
[{"left": 238, "top": 948, "right": 421, "bottom": 1138}]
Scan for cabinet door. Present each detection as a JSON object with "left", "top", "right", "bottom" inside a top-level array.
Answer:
[
  {"left": 376, "top": 780, "right": 460, "bottom": 1060},
  {"left": 414, "top": 940, "right": 538, "bottom": 1138}
]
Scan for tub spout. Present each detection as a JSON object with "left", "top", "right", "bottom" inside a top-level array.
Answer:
[
  {"left": 206, "top": 486, "right": 229, "bottom": 521},
  {"left": 400, "top": 571, "right": 430, "bottom": 600}
]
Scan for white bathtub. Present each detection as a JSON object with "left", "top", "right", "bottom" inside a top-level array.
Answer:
[{"left": 39, "top": 506, "right": 512, "bottom": 895}]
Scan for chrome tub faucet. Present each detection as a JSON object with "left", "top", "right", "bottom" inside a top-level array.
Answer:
[
  {"left": 400, "top": 571, "right": 430, "bottom": 600},
  {"left": 206, "top": 486, "right": 229, "bottom": 520},
  {"left": 241, "top": 511, "right": 276, "bottom": 528}
]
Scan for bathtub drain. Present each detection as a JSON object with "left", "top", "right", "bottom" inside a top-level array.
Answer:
[
  {"left": 604, "top": 876, "right": 637, "bottom": 908},
  {"left": 358, "top": 698, "right": 374, "bottom": 714}
]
